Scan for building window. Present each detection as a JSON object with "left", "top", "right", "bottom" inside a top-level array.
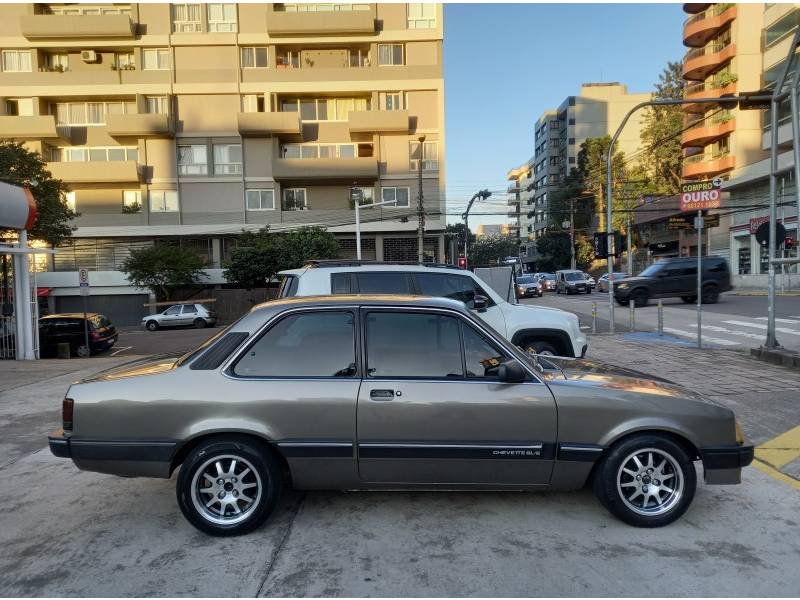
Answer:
[
  {"left": 277, "top": 50, "right": 300, "bottom": 68},
  {"left": 122, "top": 190, "right": 141, "bottom": 212},
  {"left": 144, "top": 96, "right": 169, "bottom": 114},
  {"left": 142, "top": 48, "right": 170, "bottom": 70},
  {"left": 281, "top": 143, "right": 363, "bottom": 159},
  {"left": 48, "top": 4, "right": 131, "bottom": 15},
  {"left": 207, "top": 3, "right": 237, "bottom": 32},
  {"left": 348, "top": 48, "right": 369, "bottom": 67},
  {"left": 381, "top": 186, "right": 410, "bottom": 208},
  {"left": 149, "top": 190, "right": 178, "bottom": 213},
  {"left": 177, "top": 144, "right": 208, "bottom": 176},
  {"left": 279, "top": 97, "right": 369, "bottom": 121},
  {"left": 114, "top": 51, "right": 135, "bottom": 69},
  {"left": 407, "top": 3, "right": 436, "bottom": 28},
  {"left": 382, "top": 92, "right": 403, "bottom": 111},
  {"left": 378, "top": 44, "right": 404, "bottom": 66},
  {"left": 54, "top": 146, "right": 138, "bottom": 162},
  {"left": 281, "top": 4, "right": 370, "bottom": 12},
  {"left": 172, "top": 3, "right": 202, "bottom": 32},
  {"left": 409, "top": 141, "right": 438, "bottom": 171},
  {"left": 246, "top": 189, "right": 275, "bottom": 211},
  {"left": 351, "top": 187, "right": 374, "bottom": 207},
  {"left": 241, "top": 47, "right": 268, "bottom": 68},
  {"left": 283, "top": 188, "right": 307, "bottom": 211},
  {"left": 51, "top": 101, "right": 135, "bottom": 126},
  {"left": 764, "top": 9, "right": 800, "bottom": 49},
  {"left": 1, "top": 50, "right": 32, "bottom": 72},
  {"left": 4, "top": 98, "right": 33, "bottom": 117},
  {"left": 45, "top": 53, "right": 69, "bottom": 71},
  {"left": 64, "top": 191, "right": 76, "bottom": 212},
  {"left": 213, "top": 143, "right": 242, "bottom": 175},
  {"left": 242, "top": 94, "right": 266, "bottom": 113}
]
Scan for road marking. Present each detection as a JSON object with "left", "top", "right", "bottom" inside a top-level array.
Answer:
[
  {"left": 662, "top": 327, "right": 740, "bottom": 346},
  {"left": 755, "top": 425, "right": 800, "bottom": 470},
  {"left": 110, "top": 346, "right": 132, "bottom": 356},
  {"left": 723, "top": 320, "right": 800, "bottom": 336},
  {"left": 753, "top": 459, "right": 800, "bottom": 490},
  {"left": 686, "top": 323, "right": 764, "bottom": 340},
  {"left": 755, "top": 317, "right": 800, "bottom": 325}
]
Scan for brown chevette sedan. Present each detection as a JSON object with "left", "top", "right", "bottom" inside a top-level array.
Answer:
[{"left": 49, "top": 296, "right": 753, "bottom": 536}]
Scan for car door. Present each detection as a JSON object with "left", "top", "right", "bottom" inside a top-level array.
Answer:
[
  {"left": 180, "top": 304, "right": 198, "bottom": 325},
  {"left": 161, "top": 305, "right": 182, "bottom": 326},
  {"left": 414, "top": 272, "right": 507, "bottom": 335},
  {"left": 226, "top": 308, "right": 362, "bottom": 488},
  {"left": 356, "top": 308, "right": 557, "bottom": 486}
]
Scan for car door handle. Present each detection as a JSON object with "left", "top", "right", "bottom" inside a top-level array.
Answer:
[{"left": 369, "top": 389, "right": 395, "bottom": 401}]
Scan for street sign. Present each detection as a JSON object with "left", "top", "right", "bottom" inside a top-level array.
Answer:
[
  {"left": 350, "top": 187, "right": 364, "bottom": 205},
  {"left": 78, "top": 268, "right": 90, "bottom": 297},
  {"left": 680, "top": 179, "right": 722, "bottom": 212}
]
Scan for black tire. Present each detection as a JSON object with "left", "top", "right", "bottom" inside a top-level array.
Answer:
[
  {"left": 701, "top": 285, "right": 719, "bottom": 304},
  {"left": 146, "top": 320, "right": 159, "bottom": 331},
  {"left": 76, "top": 344, "right": 91, "bottom": 358},
  {"left": 176, "top": 435, "right": 282, "bottom": 537},
  {"left": 681, "top": 296, "right": 696, "bottom": 303},
  {"left": 556, "top": 287, "right": 561, "bottom": 294},
  {"left": 586, "top": 288, "right": 592, "bottom": 294},
  {"left": 193, "top": 318, "right": 207, "bottom": 329},
  {"left": 631, "top": 288, "right": 649, "bottom": 307},
  {"left": 523, "top": 340, "right": 559, "bottom": 356},
  {"left": 592, "top": 434, "right": 696, "bottom": 527}
]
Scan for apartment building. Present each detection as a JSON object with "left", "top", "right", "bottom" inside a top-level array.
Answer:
[
  {"left": 682, "top": 3, "right": 799, "bottom": 289},
  {"left": 517, "top": 83, "right": 651, "bottom": 257},
  {"left": 0, "top": 2, "right": 445, "bottom": 319},
  {"left": 505, "top": 160, "right": 531, "bottom": 242},
  {"left": 474, "top": 223, "right": 510, "bottom": 238}
]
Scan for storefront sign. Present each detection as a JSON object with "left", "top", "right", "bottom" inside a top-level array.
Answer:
[
  {"left": 680, "top": 179, "right": 722, "bottom": 212},
  {"left": 667, "top": 214, "right": 719, "bottom": 231},
  {"left": 749, "top": 215, "right": 769, "bottom": 234}
]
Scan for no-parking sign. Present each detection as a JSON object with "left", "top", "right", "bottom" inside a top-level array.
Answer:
[{"left": 680, "top": 178, "right": 722, "bottom": 212}]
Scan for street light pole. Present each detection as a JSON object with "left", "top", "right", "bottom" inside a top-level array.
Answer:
[
  {"left": 569, "top": 197, "right": 576, "bottom": 270},
  {"left": 461, "top": 189, "right": 491, "bottom": 267},
  {"left": 355, "top": 198, "right": 399, "bottom": 260}
]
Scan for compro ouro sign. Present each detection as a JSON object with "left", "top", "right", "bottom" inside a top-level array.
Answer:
[
  {"left": 680, "top": 178, "right": 722, "bottom": 212},
  {"left": 0, "top": 181, "right": 36, "bottom": 230}
]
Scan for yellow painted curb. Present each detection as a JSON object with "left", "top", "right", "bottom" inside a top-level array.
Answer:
[
  {"left": 755, "top": 425, "right": 800, "bottom": 468},
  {"left": 752, "top": 459, "right": 800, "bottom": 490}
]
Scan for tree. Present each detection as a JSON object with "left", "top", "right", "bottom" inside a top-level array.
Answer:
[
  {"left": 223, "top": 226, "right": 339, "bottom": 289},
  {"left": 0, "top": 141, "right": 77, "bottom": 246},
  {"left": 445, "top": 222, "right": 475, "bottom": 258},
  {"left": 121, "top": 244, "right": 207, "bottom": 301},
  {"left": 546, "top": 168, "right": 593, "bottom": 234},
  {"left": 576, "top": 135, "right": 627, "bottom": 233},
  {"left": 467, "top": 234, "right": 519, "bottom": 266},
  {"left": 634, "top": 60, "right": 686, "bottom": 196},
  {"left": 535, "top": 232, "right": 571, "bottom": 272}
]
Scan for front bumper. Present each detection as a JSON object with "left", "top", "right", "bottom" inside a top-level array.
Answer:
[{"left": 700, "top": 444, "right": 754, "bottom": 484}]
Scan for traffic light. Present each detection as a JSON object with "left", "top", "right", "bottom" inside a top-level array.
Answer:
[
  {"left": 738, "top": 90, "right": 772, "bottom": 111},
  {"left": 614, "top": 233, "right": 626, "bottom": 257},
  {"left": 593, "top": 232, "right": 608, "bottom": 259},
  {"left": 458, "top": 256, "right": 467, "bottom": 269}
]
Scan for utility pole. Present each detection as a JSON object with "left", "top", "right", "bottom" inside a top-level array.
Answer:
[
  {"left": 626, "top": 206, "right": 632, "bottom": 275},
  {"left": 416, "top": 134, "right": 426, "bottom": 263},
  {"left": 462, "top": 189, "right": 491, "bottom": 267},
  {"left": 570, "top": 197, "right": 576, "bottom": 270}
]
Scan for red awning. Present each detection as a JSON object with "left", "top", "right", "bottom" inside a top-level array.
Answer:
[{"left": 36, "top": 287, "right": 51, "bottom": 297}]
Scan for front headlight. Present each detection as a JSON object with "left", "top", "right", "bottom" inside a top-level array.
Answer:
[
  {"left": 735, "top": 419, "right": 745, "bottom": 445},
  {"left": 617, "top": 283, "right": 628, "bottom": 289}
]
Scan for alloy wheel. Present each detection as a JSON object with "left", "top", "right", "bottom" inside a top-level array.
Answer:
[
  {"left": 190, "top": 454, "right": 263, "bottom": 526},
  {"left": 616, "top": 448, "right": 683, "bottom": 516}
]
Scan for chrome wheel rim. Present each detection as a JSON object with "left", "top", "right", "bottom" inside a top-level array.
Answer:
[
  {"left": 616, "top": 447, "right": 683, "bottom": 516},
  {"left": 190, "top": 454, "right": 262, "bottom": 526}
]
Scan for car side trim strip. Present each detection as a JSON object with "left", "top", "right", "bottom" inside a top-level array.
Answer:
[
  {"left": 68, "top": 439, "right": 178, "bottom": 462},
  {"left": 557, "top": 443, "right": 605, "bottom": 462},
  {"left": 358, "top": 442, "right": 556, "bottom": 460}
]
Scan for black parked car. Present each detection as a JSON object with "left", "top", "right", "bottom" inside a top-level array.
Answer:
[
  {"left": 614, "top": 257, "right": 732, "bottom": 307},
  {"left": 39, "top": 313, "right": 118, "bottom": 358}
]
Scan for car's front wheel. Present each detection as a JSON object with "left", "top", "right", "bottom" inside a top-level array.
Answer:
[
  {"left": 592, "top": 434, "right": 696, "bottom": 527},
  {"left": 177, "top": 436, "right": 282, "bottom": 536},
  {"left": 145, "top": 320, "right": 159, "bottom": 331}
]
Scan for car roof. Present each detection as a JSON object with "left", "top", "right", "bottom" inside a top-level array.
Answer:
[
  {"left": 40, "top": 313, "right": 104, "bottom": 320},
  {"left": 279, "top": 261, "right": 467, "bottom": 275}
]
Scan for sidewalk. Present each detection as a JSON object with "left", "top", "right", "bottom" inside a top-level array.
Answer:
[{"left": 585, "top": 332, "right": 800, "bottom": 485}]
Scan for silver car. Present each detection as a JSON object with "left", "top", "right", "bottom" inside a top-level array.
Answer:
[
  {"left": 50, "top": 296, "right": 752, "bottom": 536},
  {"left": 142, "top": 303, "right": 216, "bottom": 331}
]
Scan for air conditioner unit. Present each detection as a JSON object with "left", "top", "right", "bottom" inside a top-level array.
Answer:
[{"left": 80, "top": 50, "right": 98, "bottom": 63}]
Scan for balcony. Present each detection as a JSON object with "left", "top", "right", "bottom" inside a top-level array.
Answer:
[
  {"left": 47, "top": 160, "right": 140, "bottom": 183},
  {"left": 683, "top": 4, "right": 736, "bottom": 48},
  {"left": 683, "top": 3, "right": 711, "bottom": 14},
  {"left": 348, "top": 110, "right": 410, "bottom": 134},
  {"left": 508, "top": 195, "right": 520, "bottom": 206},
  {"left": 0, "top": 115, "right": 66, "bottom": 140},
  {"left": 237, "top": 112, "right": 302, "bottom": 137},
  {"left": 683, "top": 41, "right": 736, "bottom": 81},
  {"left": 272, "top": 157, "right": 378, "bottom": 180},
  {"left": 20, "top": 14, "right": 136, "bottom": 39},
  {"left": 681, "top": 114, "right": 735, "bottom": 148},
  {"left": 106, "top": 114, "right": 174, "bottom": 138},
  {"left": 682, "top": 152, "right": 735, "bottom": 179},
  {"left": 683, "top": 79, "right": 737, "bottom": 113},
  {"left": 266, "top": 4, "right": 376, "bottom": 36}
]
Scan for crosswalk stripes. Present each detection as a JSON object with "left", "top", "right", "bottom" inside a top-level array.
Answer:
[
  {"left": 723, "top": 320, "right": 800, "bottom": 336},
  {"left": 661, "top": 327, "right": 740, "bottom": 346},
  {"left": 686, "top": 323, "right": 763, "bottom": 340},
  {"left": 755, "top": 317, "right": 800, "bottom": 325}
]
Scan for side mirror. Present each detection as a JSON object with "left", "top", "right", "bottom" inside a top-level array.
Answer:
[
  {"left": 497, "top": 361, "right": 527, "bottom": 383},
  {"left": 473, "top": 295, "right": 488, "bottom": 313}
]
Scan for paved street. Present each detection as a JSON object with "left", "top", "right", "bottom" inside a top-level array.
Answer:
[
  {"left": 527, "top": 291, "right": 800, "bottom": 352},
  {"left": 1, "top": 331, "right": 799, "bottom": 596},
  {"left": 110, "top": 324, "right": 224, "bottom": 358}
]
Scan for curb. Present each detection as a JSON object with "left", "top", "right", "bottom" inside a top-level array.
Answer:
[
  {"left": 750, "top": 347, "right": 800, "bottom": 370},
  {"left": 734, "top": 291, "right": 800, "bottom": 297}
]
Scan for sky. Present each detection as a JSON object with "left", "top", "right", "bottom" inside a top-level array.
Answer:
[{"left": 443, "top": 3, "right": 688, "bottom": 227}]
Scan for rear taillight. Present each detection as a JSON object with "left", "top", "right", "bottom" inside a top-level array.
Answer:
[
  {"left": 90, "top": 331, "right": 100, "bottom": 341},
  {"left": 63, "top": 398, "right": 74, "bottom": 432}
]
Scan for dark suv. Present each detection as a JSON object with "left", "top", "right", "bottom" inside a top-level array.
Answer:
[
  {"left": 39, "top": 313, "right": 118, "bottom": 358},
  {"left": 613, "top": 257, "right": 732, "bottom": 307}
]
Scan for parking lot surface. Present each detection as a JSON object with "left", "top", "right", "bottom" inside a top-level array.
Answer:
[{"left": 1, "top": 331, "right": 799, "bottom": 596}]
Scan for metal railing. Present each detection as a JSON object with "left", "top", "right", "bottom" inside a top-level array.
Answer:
[
  {"left": 685, "top": 39, "right": 733, "bottom": 62},
  {"left": 683, "top": 3, "right": 735, "bottom": 28}
]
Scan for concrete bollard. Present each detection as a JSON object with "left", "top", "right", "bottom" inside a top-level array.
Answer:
[
  {"left": 658, "top": 300, "right": 664, "bottom": 336},
  {"left": 629, "top": 299, "right": 635, "bottom": 332},
  {"left": 591, "top": 302, "right": 597, "bottom": 334}
]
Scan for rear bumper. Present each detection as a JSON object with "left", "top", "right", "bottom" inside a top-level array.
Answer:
[{"left": 700, "top": 444, "right": 754, "bottom": 485}]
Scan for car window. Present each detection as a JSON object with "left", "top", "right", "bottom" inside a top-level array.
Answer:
[
  {"left": 164, "top": 306, "right": 181, "bottom": 315},
  {"left": 278, "top": 275, "right": 299, "bottom": 298},
  {"left": 354, "top": 272, "right": 412, "bottom": 294},
  {"left": 462, "top": 324, "right": 509, "bottom": 379},
  {"left": 365, "top": 311, "right": 463, "bottom": 379},
  {"left": 565, "top": 272, "right": 583, "bottom": 281},
  {"left": 182, "top": 304, "right": 198, "bottom": 314},
  {"left": 639, "top": 264, "right": 662, "bottom": 277},
  {"left": 517, "top": 276, "right": 534, "bottom": 284},
  {"left": 331, "top": 273, "right": 353, "bottom": 294},
  {"left": 707, "top": 259, "right": 727, "bottom": 273},
  {"left": 233, "top": 311, "right": 356, "bottom": 378}
]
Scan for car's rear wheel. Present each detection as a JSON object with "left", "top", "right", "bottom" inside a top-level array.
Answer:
[
  {"left": 193, "top": 318, "right": 207, "bottom": 329},
  {"left": 76, "top": 344, "right": 91, "bottom": 358},
  {"left": 146, "top": 320, "right": 159, "bottom": 331},
  {"left": 177, "top": 436, "right": 282, "bottom": 536},
  {"left": 701, "top": 285, "right": 719, "bottom": 304},
  {"left": 592, "top": 434, "right": 696, "bottom": 527}
]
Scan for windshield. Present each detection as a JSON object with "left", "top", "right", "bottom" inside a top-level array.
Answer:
[
  {"left": 517, "top": 276, "right": 534, "bottom": 284},
  {"left": 564, "top": 272, "right": 584, "bottom": 281},
  {"left": 638, "top": 264, "right": 663, "bottom": 277},
  {"left": 542, "top": 274, "right": 555, "bottom": 280}
]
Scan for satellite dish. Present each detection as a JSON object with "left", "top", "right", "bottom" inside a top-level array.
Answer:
[{"left": 755, "top": 221, "right": 786, "bottom": 246}]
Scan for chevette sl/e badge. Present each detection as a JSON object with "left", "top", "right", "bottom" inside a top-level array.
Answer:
[{"left": 492, "top": 448, "right": 541, "bottom": 457}]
